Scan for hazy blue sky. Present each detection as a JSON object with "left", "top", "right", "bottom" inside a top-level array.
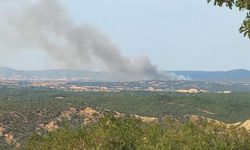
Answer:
[{"left": 1, "top": 0, "right": 250, "bottom": 71}]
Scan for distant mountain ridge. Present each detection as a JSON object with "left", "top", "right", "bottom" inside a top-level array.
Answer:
[
  {"left": 0, "top": 66, "right": 87, "bottom": 77},
  {"left": 0, "top": 66, "right": 112, "bottom": 81},
  {"left": 1, "top": 67, "right": 250, "bottom": 82},
  {"left": 0, "top": 67, "right": 145, "bottom": 81}
]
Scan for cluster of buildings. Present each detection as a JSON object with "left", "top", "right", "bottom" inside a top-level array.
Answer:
[{"left": 175, "top": 88, "right": 207, "bottom": 94}]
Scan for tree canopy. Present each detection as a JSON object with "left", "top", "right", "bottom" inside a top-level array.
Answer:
[{"left": 208, "top": 0, "right": 250, "bottom": 38}]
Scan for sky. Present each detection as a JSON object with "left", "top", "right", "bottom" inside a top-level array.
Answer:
[{"left": 0, "top": 0, "right": 250, "bottom": 71}]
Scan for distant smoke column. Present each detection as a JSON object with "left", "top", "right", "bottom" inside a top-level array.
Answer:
[{"left": 0, "top": 0, "right": 179, "bottom": 80}]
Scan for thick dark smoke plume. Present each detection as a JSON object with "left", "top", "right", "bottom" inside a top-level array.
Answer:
[{"left": 0, "top": 0, "right": 182, "bottom": 80}]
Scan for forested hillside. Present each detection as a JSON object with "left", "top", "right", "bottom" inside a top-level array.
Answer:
[
  {"left": 25, "top": 114, "right": 250, "bottom": 150},
  {"left": 1, "top": 87, "right": 250, "bottom": 149}
]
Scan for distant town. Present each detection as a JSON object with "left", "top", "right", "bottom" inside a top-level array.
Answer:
[{"left": 0, "top": 76, "right": 238, "bottom": 94}]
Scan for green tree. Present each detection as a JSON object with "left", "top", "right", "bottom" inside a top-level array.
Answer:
[{"left": 208, "top": 0, "right": 250, "bottom": 38}]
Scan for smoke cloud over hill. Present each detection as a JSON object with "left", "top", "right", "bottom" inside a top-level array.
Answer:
[{"left": 0, "top": 0, "right": 182, "bottom": 80}]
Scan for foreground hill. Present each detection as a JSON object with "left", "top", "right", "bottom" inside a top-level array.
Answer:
[
  {"left": 1, "top": 87, "right": 250, "bottom": 149},
  {"left": 24, "top": 108, "right": 250, "bottom": 150},
  {"left": 2, "top": 105, "right": 250, "bottom": 149}
]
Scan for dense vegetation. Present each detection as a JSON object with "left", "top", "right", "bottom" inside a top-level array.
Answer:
[
  {"left": 1, "top": 87, "right": 250, "bottom": 149},
  {"left": 1, "top": 87, "right": 250, "bottom": 122},
  {"left": 25, "top": 114, "right": 250, "bottom": 150}
]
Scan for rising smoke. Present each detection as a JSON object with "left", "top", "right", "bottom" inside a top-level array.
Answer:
[{"left": 0, "top": 0, "right": 181, "bottom": 80}]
